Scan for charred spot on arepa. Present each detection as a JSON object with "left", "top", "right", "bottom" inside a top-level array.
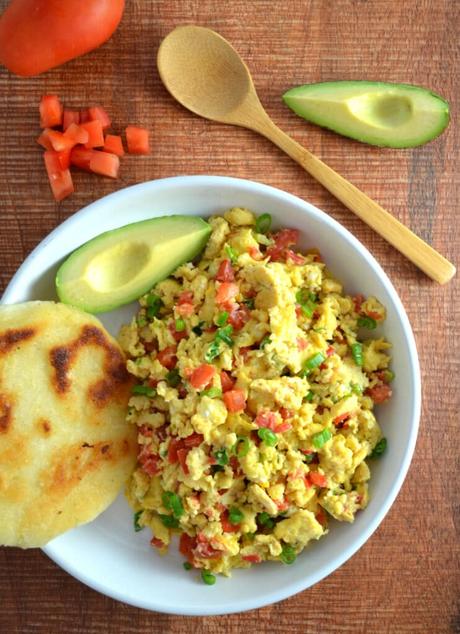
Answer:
[
  {"left": 44, "top": 439, "right": 126, "bottom": 495},
  {"left": 0, "top": 394, "right": 12, "bottom": 433},
  {"left": 0, "top": 327, "right": 36, "bottom": 355},
  {"left": 36, "top": 418, "right": 52, "bottom": 435},
  {"left": 50, "top": 324, "right": 131, "bottom": 398}
]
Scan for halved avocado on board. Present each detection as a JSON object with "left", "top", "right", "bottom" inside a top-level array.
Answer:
[
  {"left": 283, "top": 81, "right": 450, "bottom": 148},
  {"left": 56, "top": 215, "right": 212, "bottom": 313}
]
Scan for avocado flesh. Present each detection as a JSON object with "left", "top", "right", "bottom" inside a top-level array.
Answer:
[
  {"left": 283, "top": 81, "right": 450, "bottom": 148},
  {"left": 56, "top": 215, "right": 212, "bottom": 313}
]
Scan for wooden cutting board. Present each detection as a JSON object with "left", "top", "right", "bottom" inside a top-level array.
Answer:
[{"left": 0, "top": 1, "right": 458, "bottom": 632}]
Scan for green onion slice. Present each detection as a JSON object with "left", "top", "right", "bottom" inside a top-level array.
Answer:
[
  {"left": 312, "top": 428, "right": 332, "bottom": 449},
  {"left": 133, "top": 510, "right": 143, "bottom": 532},
  {"left": 214, "top": 448, "right": 229, "bottom": 466},
  {"left": 183, "top": 562, "right": 192, "bottom": 570},
  {"left": 216, "top": 324, "right": 233, "bottom": 346},
  {"left": 158, "top": 514, "right": 179, "bottom": 529},
  {"left": 280, "top": 544, "right": 297, "bottom": 565},
  {"left": 257, "top": 512, "right": 275, "bottom": 528},
  {"left": 295, "top": 289, "right": 318, "bottom": 318},
  {"left": 243, "top": 298, "right": 255, "bottom": 309},
  {"left": 300, "top": 352, "right": 325, "bottom": 376},
  {"left": 205, "top": 340, "right": 221, "bottom": 362},
  {"left": 255, "top": 213, "right": 272, "bottom": 234},
  {"left": 132, "top": 384, "right": 156, "bottom": 397},
  {"left": 162, "top": 491, "right": 184, "bottom": 518},
  {"left": 201, "top": 387, "right": 223, "bottom": 398},
  {"left": 370, "top": 437, "right": 387, "bottom": 458},
  {"left": 351, "top": 342, "right": 363, "bottom": 366},
  {"left": 165, "top": 369, "right": 181, "bottom": 387},
  {"left": 216, "top": 311, "right": 229, "bottom": 326},
  {"left": 225, "top": 244, "right": 239, "bottom": 265},
  {"left": 232, "top": 435, "right": 251, "bottom": 458},
  {"left": 201, "top": 570, "right": 216, "bottom": 585},
  {"left": 357, "top": 315, "right": 377, "bottom": 329},
  {"left": 175, "top": 318, "right": 186, "bottom": 332},
  {"left": 257, "top": 428, "right": 278, "bottom": 447},
  {"left": 228, "top": 507, "right": 244, "bottom": 525}
]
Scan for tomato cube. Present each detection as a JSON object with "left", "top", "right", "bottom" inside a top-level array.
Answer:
[
  {"left": 89, "top": 151, "right": 120, "bottom": 179},
  {"left": 125, "top": 125, "right": 150, "bottom": 155},
  {"left": 88, "top": 105, "right": 111, "bottom": 130},
  {"left": 36, "top": 129, "right": 54, "bottom": 151},
  {"left": 56, "top": 149, "right": 71, "bottom": 170},
  {"left": 64, "top": 123, "right": 89, "bottom": 146},
  {"left": 43, "top": 151, "right": 74, "bottom": 202},
  {"left": 63, "top": 110, "right": 80, "bottom": 131},
  {"left": 189, "top": 364, "right": 215, "bottom": 390},
  {"left": 39, "top": 95, "right": 63, "bottom": 128},
  {"left": 70, "top": 145, "right": 94, "bottom": 172},
  {"left": 216, "top": 282, "right": 239, "bottom": 305},
  {"left": 47, "top": 130, "right": 75, "bottom": 152},
  {"left": 80, "top": 119, "right": 105, "bottom": 148},
  {"left": 103, "top": 134, "right": 125, "bottom": 157},
  {"left": 223, "top": 389, "right": 246, "bottom": 412},
  {"left": 80, "top": 109, "right": 91, "bottom": 124}
]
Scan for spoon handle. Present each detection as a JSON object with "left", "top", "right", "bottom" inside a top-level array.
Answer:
[{"left": 257, "top": 118, "right": 455, "bottom": 284}]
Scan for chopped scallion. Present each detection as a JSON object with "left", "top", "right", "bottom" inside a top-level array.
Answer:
[
  {"left": 312, "top": 428, "right": 332, "bottom": 449},
  {"left": 165, "top": 369, "right": 181, "bottom": 387},
  {"left": 351, "top": 342, "right": 363, "bottom": 366},
  {"left": 370, "top": 437, "right": 387, "bottom": 458},
  {"left": 216, "top": 311, "right": 229, "bottom": 326},
  {"left": 257, "top": 428, "right": 278, "bottom": 447},
  {"left": 243, "top": 298, "right": 255, "bottom": 309},
  {"left": 205, "top": 340, "right": 221, "bottom": 362},
  {"left": 214, "top": 448, "right": 229, "bottom": 466},
  {"left": 225, "top": 244, "right": 238, "bottom": 265},
  {"left": 175, "top": 318, "right": 186, "bottom": 332},
  {"left": 132, "top": 384, "right": 156, "bottom": 397},
  {"left": 304, "top": 390, "right": 314, "bottom": 402},
  {"left": 162, "top": 491, "right": 184, "bottom": 518},
  {"left": 133, "top": 510, "right": 143, "bottom": 532},
  {"left": 158, "top": 514, "right": 179, "bottom": 529},
  {"left": 255, "top": 213, "right": 272, "bottom": 234},
  {"left": 228, "top": 507, "right": 244, "bottom": 525},
  {"left": 260, "top": 336, "right": 271, "bottom": 349},
  {"left": 280, "top": 544, "right": 297, "bottom": 565},
  {"left": 232, "top": 435, "right": 251, "bottom": 458},
  {"left": 300, "top": 352, "right": 325, "bottom": 376},
  {"left": 357, "top": 315, "right": 377, "bottom": 330},
  {"left": 216, "top": 324, "right": 233, "bottom": 346},
  {"left": 183, "top": 562, "right": 192, "bottom": 570},
  {"left": 201, "top": 570, "right": 216, "bottom": 585},
  {"left": 201, "top": 387, "right": 223, "bottom": 398}
]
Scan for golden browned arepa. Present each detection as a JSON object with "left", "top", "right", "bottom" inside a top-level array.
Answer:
[{"left": 0, "top": 301, "right": 137, "bottom": 548}]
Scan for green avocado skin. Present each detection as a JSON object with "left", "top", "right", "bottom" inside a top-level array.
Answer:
[
  {"left": 283, "top": 80, "right": 450, "bottom": 148},
  {"left": 55, "top": 215, "right": 212, "bottom": 314}
]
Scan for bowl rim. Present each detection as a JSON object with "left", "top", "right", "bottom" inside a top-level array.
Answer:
[{"left": 1, "top": 175, "right": 421, "bottom": 615}]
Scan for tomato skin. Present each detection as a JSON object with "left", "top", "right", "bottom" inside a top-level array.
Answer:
[{"left": 0, "top": 0, "right": 125, "bottom": 77}]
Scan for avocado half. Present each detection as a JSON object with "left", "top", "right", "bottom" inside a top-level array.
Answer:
[
  {"left": 56, "top": 215, "right": 212, "bottom": 313},
  {"left": 283, "top": 80, "right": 450, "bottom": 148}
]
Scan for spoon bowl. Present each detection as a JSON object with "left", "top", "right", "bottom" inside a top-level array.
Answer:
[
  {"left": 157, "top": 25, "right": 455, "bottom": 284},
  {"left": 158, "top": 25, "right": 255, "bottom": 123}
]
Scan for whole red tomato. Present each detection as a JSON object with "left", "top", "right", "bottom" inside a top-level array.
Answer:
[{"left": 0, "top": 0, "right": 125, "bottom": 76}]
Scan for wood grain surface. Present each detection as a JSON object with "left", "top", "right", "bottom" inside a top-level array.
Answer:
[{"left": 0, "top": 1, "right": 458, "bottom": 632}]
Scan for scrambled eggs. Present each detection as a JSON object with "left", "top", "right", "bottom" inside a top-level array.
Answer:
[{"left": 119, "top": 208, "right": 393, "bottom": 580}]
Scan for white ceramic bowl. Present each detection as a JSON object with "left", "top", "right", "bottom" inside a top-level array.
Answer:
[{"left": 1, "top": 175, "right": 420, "bottom": 615}]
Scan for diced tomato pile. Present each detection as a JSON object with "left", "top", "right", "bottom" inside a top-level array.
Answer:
[{"left": 37, "top": 95, "right": 151, "bottom": 202}]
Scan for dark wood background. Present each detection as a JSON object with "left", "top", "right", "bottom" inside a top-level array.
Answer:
[{"left": 0, "top": 1, "right": 458, "bottom": 632}]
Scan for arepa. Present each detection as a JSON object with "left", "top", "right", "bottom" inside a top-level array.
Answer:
[{"left": 0, "top": 301, "right": 136, "bottom": 548}]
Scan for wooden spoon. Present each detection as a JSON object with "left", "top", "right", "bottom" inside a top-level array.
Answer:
[{"left": 157, "top": 25, "right": 455, "bottom": 284}]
